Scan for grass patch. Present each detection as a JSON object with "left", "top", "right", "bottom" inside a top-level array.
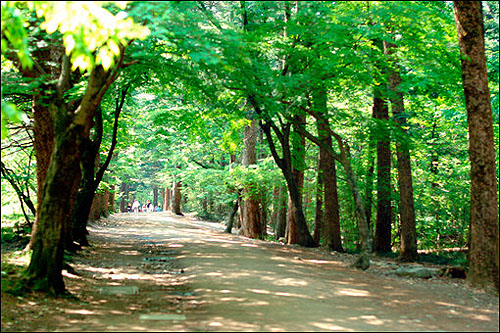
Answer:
[
  {"left": 1, "top": 214, "right": 31, "bottom": 247},
  {"left": 417, "top": 251, "right": 468, "bottom": 267},
  {"left": 1, "top": 255, "right": 30, "bottom": 297}
]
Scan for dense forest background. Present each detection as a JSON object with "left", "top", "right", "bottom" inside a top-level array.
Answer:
[{"left": 1, "top": 1, "right": 498, "bottom": 294}]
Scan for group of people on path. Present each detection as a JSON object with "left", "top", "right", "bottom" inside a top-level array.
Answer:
[{"left": 128, "top": 199, "right": 161, "bottom": 213}]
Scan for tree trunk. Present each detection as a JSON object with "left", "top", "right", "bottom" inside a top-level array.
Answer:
[
  {"left": 313, "top": 151, "right": 323, "bottom": 246},
  {"left": 120, "top": 182, "right": 127, "bottom": 212},
  {"left": 339, "top": 154, "right": 372, "bottom": 269},
  {"left": 373, "top": 90, "right": 392, "bottom": 253},
  {"left": 224, "top": 197, "right": 239, "bottom": 233},
  {"left": 26, "top": 108, "right": 84, "bottom": 294},
  {"left": 286, "top": 115, "right": 309, "bottom": 245},
  {"left": 275, "top": 185, "right": 287, "bottom": 240},
  {"left": 384, "top": 40, "right": 417, "bottom": 262},
  {"left": 291, "top": 113, "right": 372, "bottom": 267},
  {"left": 71, "top": 89, "right": 123, "bottom": 248},
  {"left": 153, "top": 185, "right": 158, "bottom": 207},
  {"left": 364, "top": 136, "right": 376, "bottom": 231},
  {"left": 172, "top": 181, "right": 183, "bottom": 215},
  {"left": 109, "top": 185, "right": 115, "bottom": 213},
  {"left": 314, "top": 90, "right": 343, "bottom": 252},
  {"left": 163, "top": 187, "right": 170, "bottom": 211},
  {"left": 102, "top": 189, "right": 110, "bottom": 217},
  {"left": 240, "top": 118, "right": 264, "bottom": 239},
  {"left": 252, "top": 105, "right": 315, "bottom": 247},
  {"left": 71, "top": 136, "right": 98, "bottom": 247},
  {"left": 454, "top": 1, "right": 499, "bottom": 294},
  {"left": 27, "top": 97, "right": 54, "bottom": 250}
]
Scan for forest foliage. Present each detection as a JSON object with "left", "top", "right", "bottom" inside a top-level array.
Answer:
[{"left": 1, "top": 1, "right": 499, "bottom": 293}]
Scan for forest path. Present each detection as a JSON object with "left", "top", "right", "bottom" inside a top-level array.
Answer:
[{"left": 2, "top": 212, "right": 499, "bottom": 332}]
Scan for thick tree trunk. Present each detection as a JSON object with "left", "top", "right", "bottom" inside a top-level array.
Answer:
[
  {"left": 26, "top": 114, "right": 83, "bottom": 295},
  {"left": 286, "top": 164, "right": 305, "bottom": 244},
  {"left": 384, "top": 40, "right": 417, "bottom": 262},
  {"left": 314, "top": 90, "right": 343, "bottom": 252},
  {"left": 240, "top": 119, "right": 264, "bottom": 239},
  {"left": 172, "top": 181, "right": 183, "bottom": 215},
  {"left": 250, "top": 99, "right": 315, "bottom": 247},
  {"left": 163, "top": 187, "right": 170, "bottom": 211},
  {"left": 71, "top": 91, "right": 122, "bottom": 248},
  {"left": 25, "top": 52, "right": 123, "bottom": 293},
  {"left": 71, "top": 136, "right": 98, "bottom": 247},
  {"left": 373, "top": 91, "right": 392, "bottom": 253},
  {"left": 224, "top": 197, "right": 239, "bottom": 233},
  {"left": 286, "top": 115, "right": 310, "bottom": 245},
  {"left": 454, "top": 1, "right": 499, "bottom": 294},
  {"left": 27, "top": 97, "right": 54, "bottom": 251}
]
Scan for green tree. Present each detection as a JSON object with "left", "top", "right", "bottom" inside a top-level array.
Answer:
[
  {"left": 453, "top": 0, "right": 499, "bottom": 294},
  {"left": 2, "top": 1, "right": 148, "bottom": 294}
]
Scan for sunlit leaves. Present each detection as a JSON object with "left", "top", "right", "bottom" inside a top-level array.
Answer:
[
  {"left": 30, "top": 1, "right": 150, "bottom": 71},
  {"left": 1, "top": 2, "right": 32, "bottom": 70}
]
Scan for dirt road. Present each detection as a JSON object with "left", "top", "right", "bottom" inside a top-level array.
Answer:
[{"left": 2, "top": 212, "right": 499, "bottom": 331}]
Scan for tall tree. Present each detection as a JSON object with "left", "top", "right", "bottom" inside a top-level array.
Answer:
[
  {"left": 453, "top": 1, "right": 499, "bottom": 293},
  {"left": 2, "top": 2, "right": 148, "bottom": 294},
  {"left": 171, "top": 179, "right": 183, "bottom": 216},
  {"left": 286, "top": 114, "right": 307, "bottom": 244},
  {"left": 240, "top": 117, "right": 265, "bottom": 239},
  {"left": 384, "top": 39, "right": 418, "bottom": 262},
  {"left": 71, "top": 85, "right": 127, "bottom": 248},
  {"left": 313, "top": 89, "right": 343, "bottom": 252},
  {"left": 372, "top": 53, "right": 392, "bottom": 254}
]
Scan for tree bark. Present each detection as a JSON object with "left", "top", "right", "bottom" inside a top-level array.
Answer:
[
  {"left": 153, "top": 185, "right": 159, "bottom": 207},
  {"left": 267, "top": 124, "right": 315, "bottom": 248},
  {"left": 163, "top": 187, "right": 170, "bottom": 211},
  {"left": 286, "top": 107, "right": 372, "bottom": 267},
  {"left": 255, "top": 112, "right": 315, "bottom": 247},
  {"left": 240, "top": 118, "right": 264, "bottom": 239},
  {"left": 224, "top": 196, "right": 240, "bottom": 233},
  {"left": 27, "top": 97, "right": 54, "bottom": 250},
  {"left": 120, "top": 183, "right": 130, "bottom": 213},
  {"left": 25, "top": 46, "right": 124, "bottom": 294},
  {"left": 26, "top": 102, "right": 84, "bottom": 294},
  {"left": 384, "top": 40, "right": 417, "bottom": 262},
  {"left": 70, "top": 110, "right": 102, "bottom": 247},
  {"left": 108, "top": 185, "right": 115, "bottom": 213},
  {"left": 313, "top": 151, "right": 323, "bottom": 246},
  {"left": 364, "top": 130, "right": 376, "bottom": 232},
  {"left": 373, "top": 89, "right": 392, "bottom": 253},
  {"left": 314, "top": 90, "right": 343, "bottom": 252},
  {"left": 281, "top": 114, "right": 316, "bottom": 246},
  {"left": 454, "top": 1, "right": 499, "bottom": 294},
  {"left": 172, "top": 181, "right": 183, "bottom": 215},
  {"left": 274, "top": 185, "right": 287, "bottom": 240},
  {"left": 71, "top": 86, "right": 125, "bottom": 247}
]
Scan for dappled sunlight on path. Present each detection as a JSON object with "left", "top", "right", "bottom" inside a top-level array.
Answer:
[
  {"left": 82, "top": 212, "right": 499, "bottom": 332},
  {"left": 4, "top": 212, "right": 496, "bottom": 332}
]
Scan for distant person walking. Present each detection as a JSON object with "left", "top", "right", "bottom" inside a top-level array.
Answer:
[
  {"left": 147, "top": 200, "right": 154, "bottom": 212},
  {"left": 132, "top": 199, "right": 140, "bottom": 213}
]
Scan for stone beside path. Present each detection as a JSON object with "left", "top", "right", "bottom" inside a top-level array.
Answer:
[{"left": 99, "top": 286, "right": 139, "bottom": 295}]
